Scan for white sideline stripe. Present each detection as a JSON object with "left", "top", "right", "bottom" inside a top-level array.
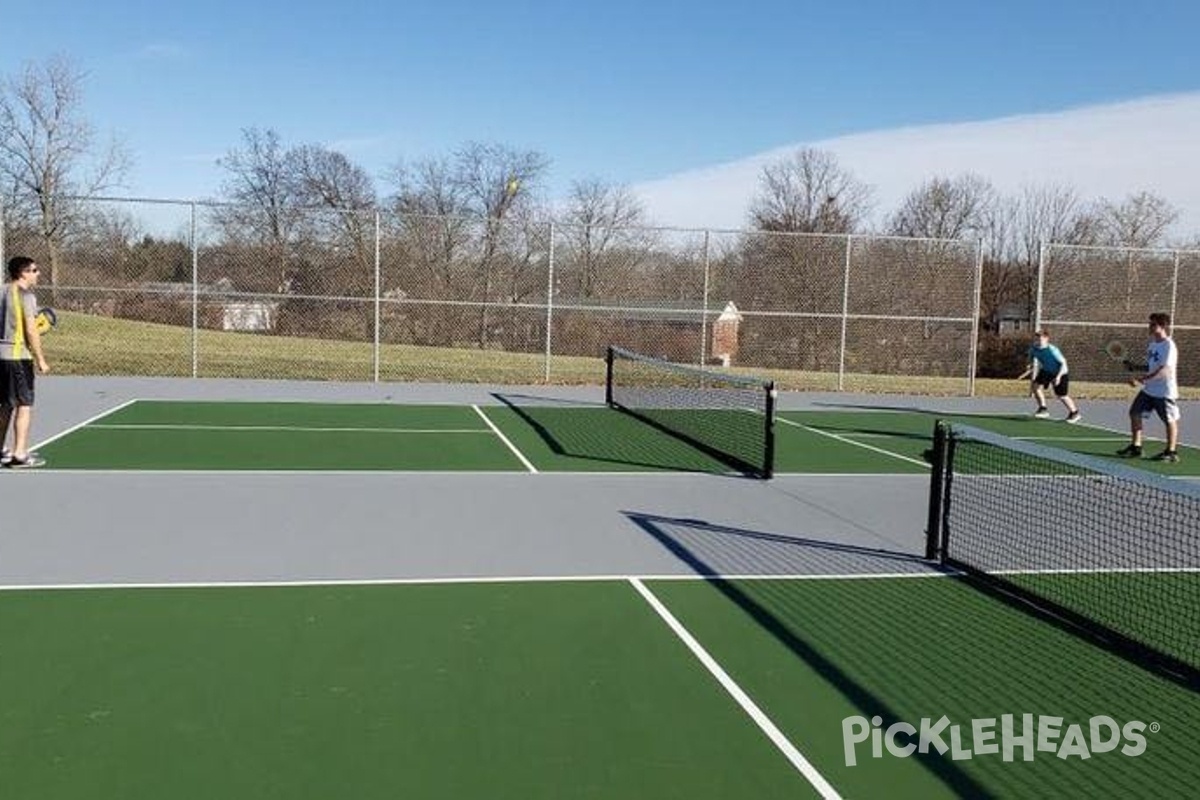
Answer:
[
  {"left": 0, "top": 571, "right": 952, "bottom": 592},
  {"left": 0, "top": 468, "right": 936, "bottom": 478},
  {"left": 472, "top": 404, "right": 537, "bottom": 473},
  {"left": 88, "top": 423, "right": 492, "bottom": 434},
  {"left": 629, "top": 578, "right": 842, "bottom": 799},
  {"left": 846, "top": 432, "right": 1127, "bottom": 444},
  {"left": 988, "top": 566, "right": 1200, "bottom": 577},
  {"left": 10, "top": 567, "right": 1200, "bottom": 593},
  {"left": 33, "top": 397, "right": 141, "bottom": 450},
  {"left": 777, "top": 417, "right": 930, "bottom": 468},
  {"left": 1014, "top": 436, "right": 1126, "bottom": 442}
]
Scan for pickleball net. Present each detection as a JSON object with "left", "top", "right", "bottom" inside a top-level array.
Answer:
[
  {"left": 605, "top": 346, "right": 776, "bottom": 478},
  {"left": 926, "top": 422, "right": 1200, "bottom": 686}
]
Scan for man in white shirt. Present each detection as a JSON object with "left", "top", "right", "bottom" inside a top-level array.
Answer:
[{"left": 1117, "top": 312, "right": 1181, "bottom": 463}]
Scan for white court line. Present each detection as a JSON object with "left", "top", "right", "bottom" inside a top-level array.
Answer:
[
  {"left": 33, "top": 397, "right": 141, "bottom": 450},
  {"left": 473, "top": 404, "right": 538, "bottom": 473},
  {"left": 845, "top": 432, "right": 1127, "bottom": 443},
  {"left": 0, "top": 571, "right": 952, "bottom": 592},
  {"left": 777, "top": 416, "right": 930, "bottom": 468},
  {"left": 0, "top": 468, "right": 934, "bottom": 478},
  {"left": 89, "top": 423, "right": 492, "bottom": 434},
  {"left": 629, "top": 578, "right": 842, "bottom": 799},
  {"left": 989, "top": 566, "right": 1200, "bottom": 577},
  {"left": 1013, "top": 436, "right": 1126, "bottom": 442}
]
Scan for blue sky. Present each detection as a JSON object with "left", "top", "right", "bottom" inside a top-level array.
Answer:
[{"left": 2, "top": 0, "right": 1198, "bottom": 217}]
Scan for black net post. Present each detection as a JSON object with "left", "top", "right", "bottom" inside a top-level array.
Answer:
[
  {"left": 763, "top": 383, "right": 776, "bottom": 479},
  {"left": 925, "top": 420, "right": 950, "bottom": 560},
  {"left": 604, "top": 346, "right": 615, "bottom": 407}
]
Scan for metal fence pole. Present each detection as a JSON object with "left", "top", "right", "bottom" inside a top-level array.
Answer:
[
  {"left": 968, "top": 240, "right": 983, "bottom": 397},
  {"left": 700, "top": 229, "right": 711, "bottom": 367},
  {"left": 190, "top": 202, "right": 199, "bottom": 378},
  {"left": 0, "top": 198, "right": 6, "bottom": 267},
  {"left": 837, "top": 234, "right": 853, "bottom": 391},
  {"left": 1170, "top": 249, "right": 1180, "bottom": 322},
  {"left": 1035, "top": 241, "right": 1048, "bottom": 331},
  {"left": 544, "top": 220, "right": 555, "bottom": 383},
  {"left": 373, "top": 210, "right": 382, "bottom": 383}
]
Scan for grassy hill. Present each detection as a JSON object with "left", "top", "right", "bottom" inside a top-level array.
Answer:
[{"left": 40, "top": 311, "right": 1189, "bottom": 399}]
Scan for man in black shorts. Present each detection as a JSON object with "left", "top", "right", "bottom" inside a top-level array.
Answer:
[{"left": 0, "top": 256, "right": 51, "bottom": 468}]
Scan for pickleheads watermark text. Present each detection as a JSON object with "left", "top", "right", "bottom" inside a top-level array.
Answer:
[{"left": 842, "top": 715, "right": 1155, "bottom": 766}]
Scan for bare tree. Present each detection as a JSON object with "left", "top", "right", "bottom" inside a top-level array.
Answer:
[
  {"left": 887, "top": 174, "right": 996, "bottom": 240},
  {"left": 214, "top": 127, "right": 304, "bottom": 285},
  {"left": 290, "top": 143, "right": 378, "bottom": 285},
  {"left": 388, "top": 156, "right": 471, "bottom": 218},
  {"left": 1090, "top": 191, "right": 1180, "bottom": 315},
  {"left": 382, "top": 144, "right": 550, "bottom": 347},
  {"left": 748, "top": 148, "right": 872, "bottom": 234},
  {"left": 1095, "top": 191, "right": 1179, "bottom": 248},
  {"left": 558, "top": 178, "right": 656, "bottom": 299},
  {"left": 453, "top": 141, "right": 547, "bottom": 219},
  {"left": 1004, "top": 184, "right": 1101, "bottom": 319},
  {"left": 381, "top": 158, "right": 472, "bottom": 345},
  {"left": 0, "top": 55, "right": 130, "bottom": 295},
  {"left": 1013, "top": 184, "right": 1100, "bottom": 265},
  {"left": 452, "top": 142, "right": 550, "bottom": 346}
]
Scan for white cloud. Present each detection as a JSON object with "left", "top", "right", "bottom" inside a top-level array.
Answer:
[
  {"left": 327, "top": 135, "right": 389, "bottom": 152},
  {"left": 632, "top": 92, "right": 1200, "bottom": 239},
  {"left": 136, "top": 42, "right": 189, "bottom": 60}
]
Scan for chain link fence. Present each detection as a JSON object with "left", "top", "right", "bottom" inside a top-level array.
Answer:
[
  {"left": 4, "top": 196, "right": 983, "bottom": 391},
  {"left": 1038, "top": 243, "right": 1200, "bottom": 388}
]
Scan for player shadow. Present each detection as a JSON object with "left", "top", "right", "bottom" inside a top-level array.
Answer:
[{"left": 492, "top": 393, "right": 761, "bottom": 477}]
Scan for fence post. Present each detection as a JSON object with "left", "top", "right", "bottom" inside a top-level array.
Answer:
[
  {"left": 373, "top": 211, "right": 382, "bottom": 383},
  {"left": 837, "top": 234, "right": 853, "bottom": 391},
  {"left": 190, "top": 202, "right": 199, "bottom": 378},
  {"left": 968, "top": 240, "right": 983, "bottom": 397},
  {"left": 1035, "top": 241, "right": 1048, "bottom": 331},
  {"left": 0, "top": 197, "right": 6, "bottom": 267},
  {"left": 700, "top": 229, "right": 711, "bottom": 367},
  {"left": 1170, "top": 249, "right": 1180, "bottom": 323},
  {"left": 544, "top": 220, "right": 555, "bottom": 383}
]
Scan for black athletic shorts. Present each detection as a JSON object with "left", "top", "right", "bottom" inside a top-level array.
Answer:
[
  {"left": 0, "top": 359, "right": 35, "bottom": 407},
  {"left": 1034, "top": 372, "right": 1070, "bottom": 397}
]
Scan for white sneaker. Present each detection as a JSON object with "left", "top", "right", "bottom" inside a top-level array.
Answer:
[
  {"left": 1034, "top": 408, "right": 1050, "bottom": 418},
  {"left": 5, "top": 454, "right": 45, "bottom": 469},
  {"left": 1065, "top": 411, "right": 1081, "bottom": 424}
]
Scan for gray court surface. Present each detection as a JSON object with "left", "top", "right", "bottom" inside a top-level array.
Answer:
[{"left": 1, "top": 376, "right": 1193, "bottom": 588}]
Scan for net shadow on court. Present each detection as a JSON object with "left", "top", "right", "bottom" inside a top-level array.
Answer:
[
  {"left": 624, "top": 511, "right": 990, "bottom": 797},
  {"left": 492, "top": 393, "right": 756, "bottom": 475},
  {"left": 927, "top": 422, "right": 1200, "bottom": 691},
  {"left": 629, "top": 512, "right": 1200, "bottom": 798}
]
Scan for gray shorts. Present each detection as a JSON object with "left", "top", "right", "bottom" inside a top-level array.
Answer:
[{"left": 1130, "top": 391, "right": 1180, "bottom": 423}]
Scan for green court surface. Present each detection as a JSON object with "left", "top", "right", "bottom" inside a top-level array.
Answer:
[
  {"left": 32, "top": 399, "right": 1200, "bottom": 475},
  {"left": 7, "top": 399, "right": 1200, "bottom": 797},
  {"left": 1, "top": 577, "right": 1195, "bottom": 799}
]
